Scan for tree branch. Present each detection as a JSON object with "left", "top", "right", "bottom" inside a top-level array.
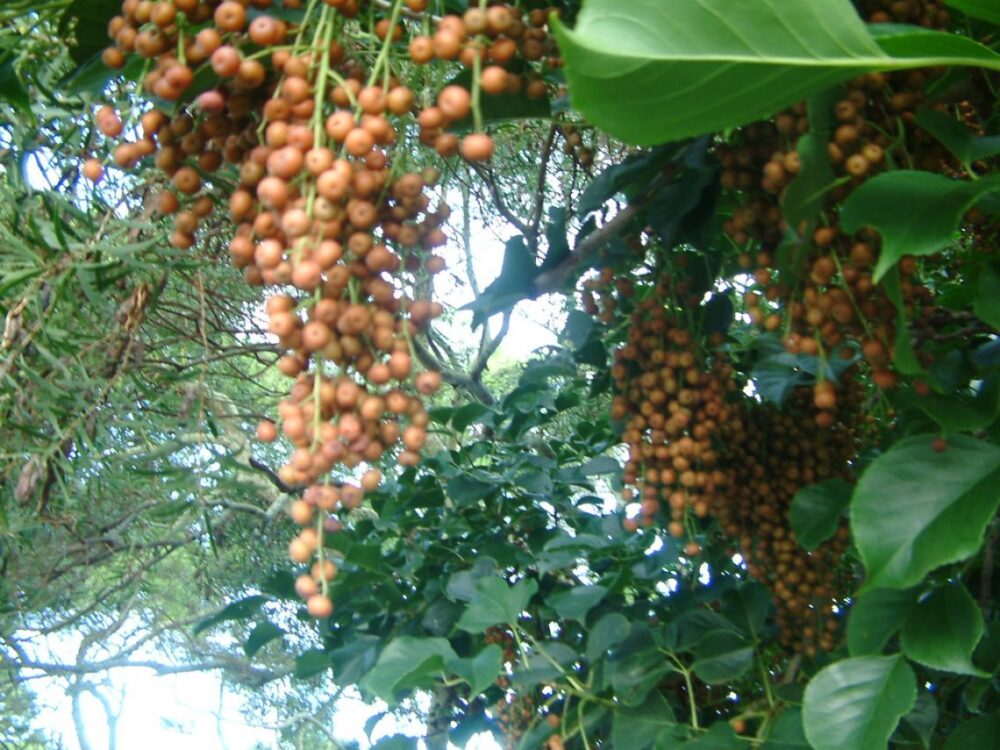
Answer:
[
  {"left": 411, "top": 335, "right": 496, "bottom": 405},
  {"left": 529, "top": 125, "right": 558, "bottom": 235},
  {"left": 471, "top": 310, "right": 511, "bottom": 382},
  {"left": 532, "top": 170, "right": 671, "bottom": 294}
]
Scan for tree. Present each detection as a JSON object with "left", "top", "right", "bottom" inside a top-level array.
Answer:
[{"left": 1, "top": 0, "right": 999, "bottom": 748}]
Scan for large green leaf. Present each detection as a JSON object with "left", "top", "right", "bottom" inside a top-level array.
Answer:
[
  {"left": 761, "top": 707, "right": 809, "bottom": 749},
  {"left": 803, "top": 655, "right": 917, "bottom": 750},
  {"left": 915, "top": 110, "right": 1000, "bottom": 165},
  {"left": 847, "top": 588, "right": 918, "bottom": 657},
  {"left": 841, "top": 171, "right": 1000, "bottom": 283},
  {"left": 945, "top": 0, "right": 1000, "bottom": 24},
  {"left": 944, "top": 712, "right": 1000, "bottom": 750},
  {"left": 608, "top": 625, "right": 673, "bottom": 706},
  {"left": 894, "top": 378, "right": 1000, "bottom": 435},
  {"left": 447, "top": 644, "right": 503, "bottom": 696},
  {"left": 548, "top": 585, "right": 608, "bottom": 621},
  {"left": 243, "top": 621, "right": 285, "bottom": 658},
  {"left": 974, "top": 266, "right": 1000, "bottom": 330},
  {"left": 554, "top": 0, "right": 1000, "bottom": 145},
  {"left": 587, "top": 613, "right": 631, "bottom": 663},
  {"left": 852, "top": 434, "right": 1000, "bottom": 590},
  {"left": 691, "top": 631, "right": 754, "bottom": 684},
  {"left": 611, "top": 691, "right": 678, "bottom": 750},
  {"left": 294, "top": 649, "right": 332, "bottom": 679},
  {"left": 457, "top": 577, "right": 538, "bottom": 632},
  {"left": 193, "top": 595, "right": 268, "bottom": 635},
  {"left": 789, "top": 478, "right": 852, "bottom": 550},
  {"left": 897, "top": 690, "right": 939, "bottom": 749},
  {"left": 720, "top": 584, "right": 772, "bottom": 639},
  {"left": 361, "top": 636, "right": 458, "bottom": 703},
  {"left": 900, "top": 584, "right": 988, "bottom": 676},
  {"left": 0, "top": 60, "right": 29, "bottom": 114},
  {"left": 63, "top": 0, "right": 121, "bottom": 65}
]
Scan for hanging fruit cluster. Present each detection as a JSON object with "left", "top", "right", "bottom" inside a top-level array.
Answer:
[
  {"left": 588, "top": 268, "right": 862, "bottom": 651},
  {"left": 577, "top": 0, "right": 1000, "bottom": 653},
  {"left": 715, "top": 387, "right": 862, "bottom": 654},
  {"left": 721, "top": 0, "right": 959, "bottom": 402},
  {"left": 90, "top": 0, "right": 562, "bottom": 618},
  {"left": 606, "top": 280, "right": 735, "bottom": 540}
]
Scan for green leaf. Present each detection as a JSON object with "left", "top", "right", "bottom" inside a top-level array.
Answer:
[
  {"left": 259, "top": 570, "right": 297, "bottom": 600},
  {"left": 945, "top": 0, "right": 1000, "bottom": 24},
  {"left": 193, "top": 595, "right": 268, "bottom": 635},
  {"left": 464, "top": 235, "right": 539, "bottom": 328},
  {"left": 549, "top": 585, "right": 608, "bottom": 621},
  {"left": 782, "top": 91, "right": 838, "bottom": 230},
  {"left": 852, "top": 434, "right": 1000, "bottom": 590},
  {"left": 513, "top": 641, "right": 578, "bottom": 687},
  {"left": 898, "top": 690, "right": 938, "bottom": 749},
  {"left": 974, "top": 622, "right": 1000, "bottom": 673},
  {"left": 294, "top": 648, "right": 332, "bottom": 679},
  {"left": 803, "top": 655, "right": 917, "bottom": 750},
  {"left": 63, "top": 0, "right": 121, "bottom": 65},
  {"left": 683, "top": 724, "right": 742, "bottom": 749},
  {"left": 63, "top": 53, "right": 143, "bottom": 96},
  {"left": 900, "top": 583, "right": 988, "bottom": 676},
  {"left": 608, "top": 625, "right": 673, "bottom": 706},
  {"left": 446, "top": 474, "right": 496, "bottom": 505},
  {"left": 789, "top": 478, "right": 852, "bottom": 550},
  {"left": 720, "top": 584, "right": 772, "bottom": 639},
  {"left": 445, "top": 558, "right": 499, "bottom": 602},
  {"left": 516, "top": 718, "right": 555, "bottom": 750},
  {"left": 915, "top": 109, "right": 1000, "bottom": 164},
  {"left": 691, "top": 631, "right": 754, "bottom": 684},
  {"left": 577, "top": 147, "right": 668, "bottom": 215},
  {"left": 881, "top": 268, "right": 924, "bottom": 377},
  {"left": 451, "top": 402, "right": 496, "bottom": 431},
  {"left": 870, "top": 22, "right": 1000, "bottom": 61},
  {"left": 895, "top": 380, "right": 1000, "bottom": 435},
  {"left": 587, "top": 613, "right": 631, "bottom": 663},
  {"left": 555, "top": 0, "right": 1000, "bottom": 146},
  {"left": 579, "top": 456, "right": 620, "bottom": 475},
  {"left": 752, "top": 359, "right": 812, "bottom": 403},
  {"left": 645, "top": 139, "right": 720, "bottom": 251},
  {"left": 944, "top": 712, "right": 1000, "bottom": 750},
  {"left": 446, "top": 67, "right": 551, "bottom": 127},
  {"left": 361, "top": 637, "right": 457, "bottom": 704},
  {"left": 761, "top": 707, "right": 809, "bottom": 749},
  {"left": 974, "top": 266, "right": 1000, "bottom": 329},
  {"left": 457, "top": 577, "right": 539, "bottom": 632},
  {"left": 848, "top": 588, "right": 918, "bottom": 657},
  {"left": 330, "top": 636, "right": 380, "bottom": 685},
  {"left": 0, "top": 60, "right": 29, "bottom": 114},
  {"left": 611, "top": 691, "right": 678, "bottom": 750},
  {"left": 447, "top": 644, "right": 503, "bottom": 696},
  {"left": 243, "top": 621, "right": 285, "bottom": 658},
  {"left": 840, "top": 171, "right": 1000, "bottom": 283}
]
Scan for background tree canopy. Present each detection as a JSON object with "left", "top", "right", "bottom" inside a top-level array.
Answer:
[{"left": 1, "top": 0, "right": 999, "bottom": 748}]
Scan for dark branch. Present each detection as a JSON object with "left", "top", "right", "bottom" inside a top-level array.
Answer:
[{"left": 532, "top": 170, "right": 671, "bottom": 294}]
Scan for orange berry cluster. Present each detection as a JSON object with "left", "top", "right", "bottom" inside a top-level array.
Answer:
[
  {"left": 715, "top": 386, "right": 862, "bottom": 653},
  {"left": 607, "top": 284, "right": 737, "bottom": 535},
  {"left": 93, "top": 0, "right": 570, "bottom": 617},
  {"left": 715, "top": 0, "right": 963, "bottom": 417},
  {"left": 585, "top": 262, "right": 865, "bottom": 650}
]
